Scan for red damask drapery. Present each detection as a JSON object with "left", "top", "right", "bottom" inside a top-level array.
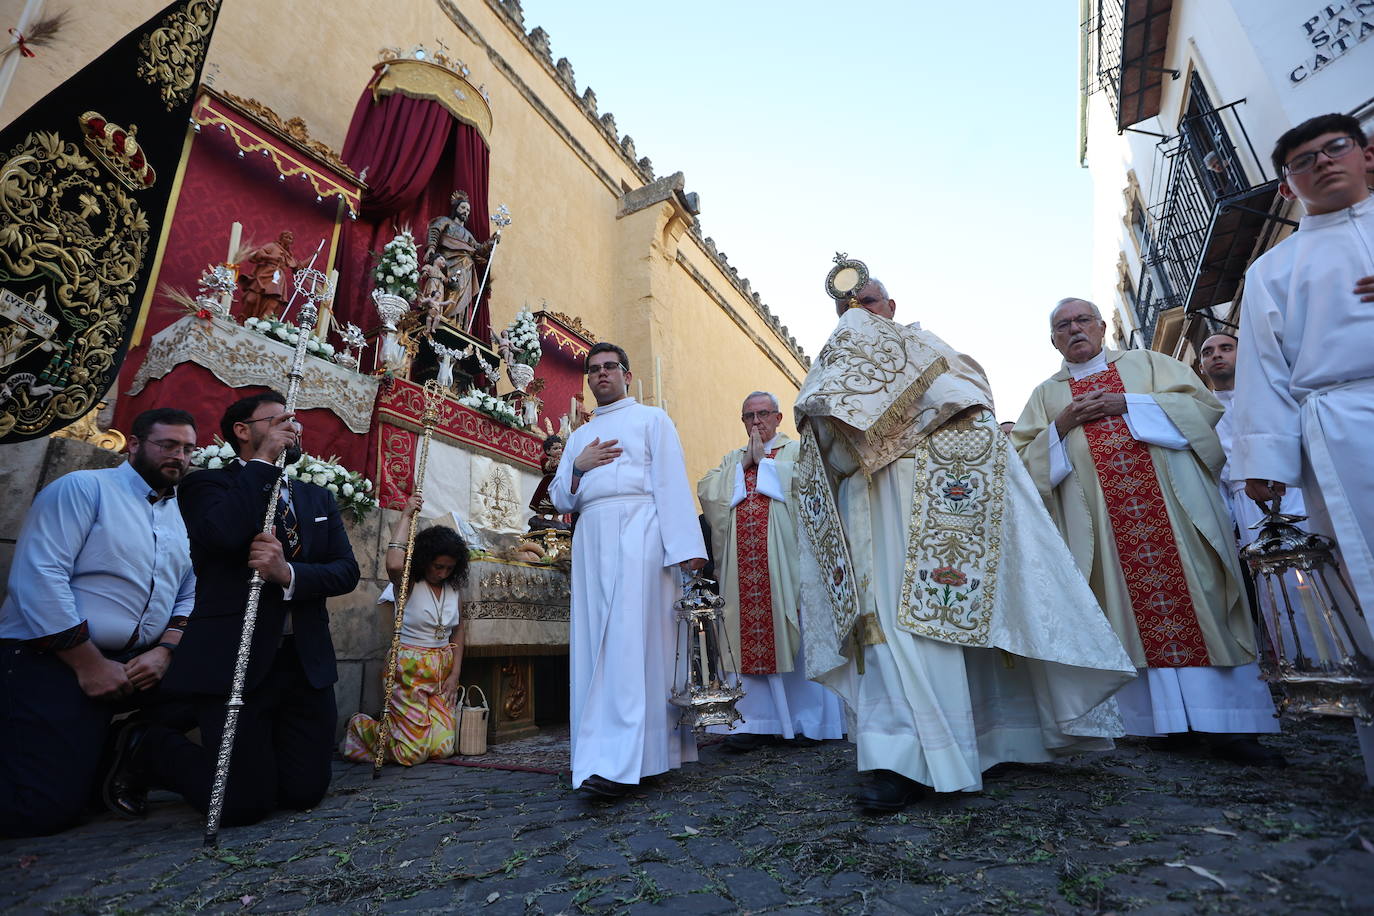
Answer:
[{"left": 336, "top": 88, "right": 491, "bottom": 342}]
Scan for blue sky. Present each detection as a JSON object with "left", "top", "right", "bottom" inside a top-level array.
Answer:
[{"left": 525, "top": 1, "right": 1095, "bottom": 417}]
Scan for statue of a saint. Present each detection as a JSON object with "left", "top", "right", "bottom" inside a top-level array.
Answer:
[
  {"left": 527, "top": 434, "right": 570, "bottom": 532},
  {"left": 424, "top": 190, "right": 488, "bottom": 329},
  {"left": 419, "top": 253, "right": 448, "bottom": 334},
  {"left": 238, "top": 231, "right": 305, "bottom": 320}
]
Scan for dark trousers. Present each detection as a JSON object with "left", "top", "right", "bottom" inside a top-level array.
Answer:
[
  {"left": 0, "top": 644, "right": 150, "bottom": 837},
  {"left": 144, "top": 638, "right": 335, "bottom": 828}
]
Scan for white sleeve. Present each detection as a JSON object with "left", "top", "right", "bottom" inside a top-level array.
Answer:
[
  {"left": 1047, "top": 422, "right": 1072, "bottom": 488},
  {"left": 754, "top": 457, "right": 786, "bottom": 502},
  {"left": 1123, "top": 394, "right": 1189, "bottom": 449},
  {"left": 729, "top": 463, "right": 747, "bottom": 508}
]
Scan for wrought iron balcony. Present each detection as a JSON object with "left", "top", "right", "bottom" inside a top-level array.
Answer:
[
  {"left": 1083, "top": 0, "right": 1177, "bottom": 131},
  {"left": 1130, "top": 83, "right": 1294, "bottom": 352}
]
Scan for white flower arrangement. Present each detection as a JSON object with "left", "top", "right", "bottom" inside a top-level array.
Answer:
[
  {"left": 457, "top": 389, "right": 526, "bottom": 428},
  {"left": 503, "top": 308, "right": 542, "bottom": 367},
  {"left": 373, "top": 231, "right": 420, "bottom": 300},
  {"left": 240, "top": 315, "right": 338, "bottom": 363},
  {"left": 190, "top": 438, "right": 378, "bottom": 522}
]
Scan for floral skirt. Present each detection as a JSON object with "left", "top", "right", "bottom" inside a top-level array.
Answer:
[{"left": 341, "top": 644, "right": 456, "bottom": 766}]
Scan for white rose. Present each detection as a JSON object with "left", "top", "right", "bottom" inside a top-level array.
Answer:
[
  {"left": 286, "top": 465, "right": 299, "bottom": 478},
  {"left": 207, "top": 457, "right": 223, "bottom": 469},
  {"left": 288, "top": 333, "right": 300, "bottom": 344},
  {"left": 244, "top": 317, "right": 258, "bottom": 328},
  {"left": 274, "top": 327, "right": 289, "bottom": 340},
  {"left": 322, "top": 343, "right": 335, "bottom": 355},
  {"left": 363, "top": 479, "right": 373, "bottom": 492},
  {"left": 342, "top": 483, "right": 354, "bottom": 497},
  {"left": 313, "top": 473, "right": 328, "bottom": 486},
  {"left": 326, "top": 483, "right": 339, "bottom": 494}
]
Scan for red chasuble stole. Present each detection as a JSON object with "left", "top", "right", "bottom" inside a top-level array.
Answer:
[
  {"left": 1070, "top": 366, "right": 1208, "bottom": 667},
  {"left": 735, "top": 449, "right": 780, "bottom": 675}
]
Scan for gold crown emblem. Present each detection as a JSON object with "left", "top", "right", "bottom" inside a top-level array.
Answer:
[{"left": 79, "top": 111, "right": 156, "bottom": 190}]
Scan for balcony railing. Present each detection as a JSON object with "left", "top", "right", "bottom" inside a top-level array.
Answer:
[
  {"left": 1130, "top": 89, "right": 1291, "bottom": 352},
  {"left": 1082, "top": 0, "right": 1176, "bottom": 131}
]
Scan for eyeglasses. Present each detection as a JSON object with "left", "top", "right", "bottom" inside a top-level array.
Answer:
[
  {"left": 741, "top": 411, "right": 779, "bottom": 422},
  {"left": 1052, "top": 315, "right": 1100, "bottom": 333},
  {"left": 1283, "top": 136, "right": 1359, "bottom": 175},
  {"left": 585, "top": 361, "right": 626, "bottom": 376},
  {"left": 145, "top": 439, "right": 198, "bottom": 456}
]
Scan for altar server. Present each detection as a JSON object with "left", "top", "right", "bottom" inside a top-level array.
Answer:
[{"left": 551, "top": 343, "right": 706, "bottom": 797}]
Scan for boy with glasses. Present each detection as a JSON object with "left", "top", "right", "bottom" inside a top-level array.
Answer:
[
  {"left": 1229, "top": 114, "right": 1374, "bottom": 701},
  {"left": 0, "top": 408, "right": 198, "bottom": 836}
]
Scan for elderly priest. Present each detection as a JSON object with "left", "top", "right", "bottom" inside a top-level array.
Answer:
[
  {"left": 698, "top": 391, "right": 846, "bottom": 751},
  {"left": 1012, "top": 298, "right": 1282, "bottom": 766}
]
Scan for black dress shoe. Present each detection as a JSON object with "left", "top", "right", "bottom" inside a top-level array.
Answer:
[
  {"left": 580, "top": 774, "right": 632, "bottom": 797},
  {"left": 856, "top": 769, "right": 927, "bottom": 813},
  {"left": 1208, "top": 736, "right": 1289, "bottom": 768},
  {"left": 103, "top": 721, "right": 151, "bottom": 819},
  {"left": 723, "top": 733, "right": 773, "bottom": 753}
]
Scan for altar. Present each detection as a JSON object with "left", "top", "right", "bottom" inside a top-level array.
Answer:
[{"left": 99, "top": 50, "right": 598, "bottom": 745}]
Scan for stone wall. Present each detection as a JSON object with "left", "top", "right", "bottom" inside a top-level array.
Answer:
[{"left": 0, "top": 438, "right": 125, "bottom": 606}]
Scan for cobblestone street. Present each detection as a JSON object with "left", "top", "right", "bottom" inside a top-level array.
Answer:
[{"left": 3, "top": 720, "right": 1372, "bottom": 915}]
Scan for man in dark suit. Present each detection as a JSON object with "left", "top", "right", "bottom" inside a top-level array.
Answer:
[{"left": 107, "top": 391, "right": 359, "bottom": 826}]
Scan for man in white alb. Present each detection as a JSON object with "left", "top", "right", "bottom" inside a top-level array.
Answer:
[
  {"left": 551, "top": 342, "right": 706, "bottom": 797},
  {"left": 1231, "top": 113, "right": 1374, "bottom": 649},
  {"left": 698, "top": 391, "right": 845, "bottom": 751}
]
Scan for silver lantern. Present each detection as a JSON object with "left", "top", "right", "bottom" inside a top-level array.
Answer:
[
  {"left": 1242, "top": 499, "right": 1374, "bottom": 722},
  {"left": 670, "top": 574, "right": 745, "bottom": 729}
]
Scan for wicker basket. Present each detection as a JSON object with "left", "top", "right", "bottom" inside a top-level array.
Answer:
[{"left": 457, "top": 685, "right": 489, "bottom": 756}]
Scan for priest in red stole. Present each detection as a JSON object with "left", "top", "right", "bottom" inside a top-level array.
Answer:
[
  {"left": 1012, "top": 298, "right": 1283, "bottom": 766},
  {"left": 698, "top": 392, "right": 846, "bottom": 751}
]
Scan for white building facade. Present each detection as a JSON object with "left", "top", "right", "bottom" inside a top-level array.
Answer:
[{"left": 1078, "top": 0, "right": 1374, "bottom": 360}]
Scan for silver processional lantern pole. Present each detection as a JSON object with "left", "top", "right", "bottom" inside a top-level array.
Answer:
[
  {"left": 203, "top": 252, "right": 327, "bottom": 847},
  {"left": 1241, "top": 497, "right": 1374, "bottom": 723},
  {"left": 670, "top": 574, "right": 745, "bottom": 729}
]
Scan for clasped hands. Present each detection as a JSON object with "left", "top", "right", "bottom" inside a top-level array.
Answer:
[{"left": 1054, "top": 389, "right": 1127, "bottom": 437}]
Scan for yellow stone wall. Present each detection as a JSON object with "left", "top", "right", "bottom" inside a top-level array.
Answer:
[{"left": 1, "top": 0, "right": 808, "bottom": 487}]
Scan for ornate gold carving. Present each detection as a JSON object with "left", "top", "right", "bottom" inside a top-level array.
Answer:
[
  {"left": 210, "top": 89, "right": 358, "bottom": 179},
  {"left": 371, "top": 58, "right": 493, "bottom": 146},
  {"left": 0, "top": 131, "right": 150, "bottom": 440},
  {"left": 796, "top": 424, "right": 860, "bottom": 647},
  {"left": 137, "top": 0, "right": 220, "bottom": 110},
  {"left": 128, "top": 316, "right": 379, "bottom": 433},
  {"left": 49, "top": 403, "right": 126, "bottom": 452},
  {"left": 540, "top": 309, "right": 597, "bottom": 343},
  {"left": 896, "top": 410, "right": 1006, "bottom": 647},
  {"left": 192, "top": 98, "right": 361, "bottom": 215},
  {"left": 78, "top": 113, "right": 155, "bottom": 190},
  {"left": 501, "top": 660, "right": 530, "bottom": 719}
]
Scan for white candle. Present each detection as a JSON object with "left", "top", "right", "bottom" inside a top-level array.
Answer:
[
  {"left": 223, "top": 221, "right": 243, "bottom": 313},
  {"left": 1294, "top": 570, "right": 1335, "bottom": 662}
]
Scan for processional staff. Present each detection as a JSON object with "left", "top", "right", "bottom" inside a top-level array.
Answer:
[
  {"left": 466, "top": 204, "right": 511, "bottom": 335},
  {"left": 373, "top": 379, "right": 446, "bottom": 778},
  {"left": 203, "top": 246, "right": 326, "bottom": 847}
]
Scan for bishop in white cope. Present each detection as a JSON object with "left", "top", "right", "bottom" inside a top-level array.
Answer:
[
  {"left": 797, "top": 280, "right": 1135, "bottom": 812},
  {"left": 698, "top": 391, "right": 845, "bottom": 749},
  {"left": 551, "top": 344, "right": 706, "bottom": 797}
]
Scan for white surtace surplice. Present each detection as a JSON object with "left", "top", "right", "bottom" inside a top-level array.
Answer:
[{"left": 550, "top": 397, "right": 705, "bottom": 789}]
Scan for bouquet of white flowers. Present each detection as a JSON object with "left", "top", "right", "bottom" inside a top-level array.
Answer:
[
  {"left": 503, "top": 308, "right": 542, "bottom": 367},
  {"left": 189, "top": 438, "right": 379, "bottom": 522},
  {"left": 373, "top": 231, "right": 420, "bottom": 301},
  {"left": 241, "top": 316, "right": 338, "bottom": 363},
  {"left": 457, "top": 389, "right": 526, "bottom": 428}
]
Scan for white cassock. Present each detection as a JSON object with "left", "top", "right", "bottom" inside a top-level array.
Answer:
[
  {"left": 1229, "top": 196, "right": 1374, "bottom": 781},
  {"left": 550, "top": 397, "right": 704, "bottom": 789},
  {"left": 1047, "top": 353, "right": 1277, "bottom": 737},
  {"left": 698, "top": 434, "right": 846, "bottom": 741},
  {"left": 1231, "top": 196, "right": 1374, "bottom": 646}
]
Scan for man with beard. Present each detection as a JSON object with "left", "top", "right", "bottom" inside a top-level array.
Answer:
[
  {"left": 1013, "top": 300, "right": 1281, "bottom": 765},
  {"left": 0, "top": 408, "right": 198, "bottom": 836},
  {"left": 106, "top": 391, "right": 359, "bottom": 826},
  {"left": 551, "top": 343, "right": 706, "bottom": 797}
]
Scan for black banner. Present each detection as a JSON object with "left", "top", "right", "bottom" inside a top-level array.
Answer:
[{"left": 0, "top": 0, "right": 222, "bottom": 442}]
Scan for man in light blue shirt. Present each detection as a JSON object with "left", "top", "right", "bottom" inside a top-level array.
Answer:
[{"left": 0, "top": 407, "right": 198, "bottom": 837}]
